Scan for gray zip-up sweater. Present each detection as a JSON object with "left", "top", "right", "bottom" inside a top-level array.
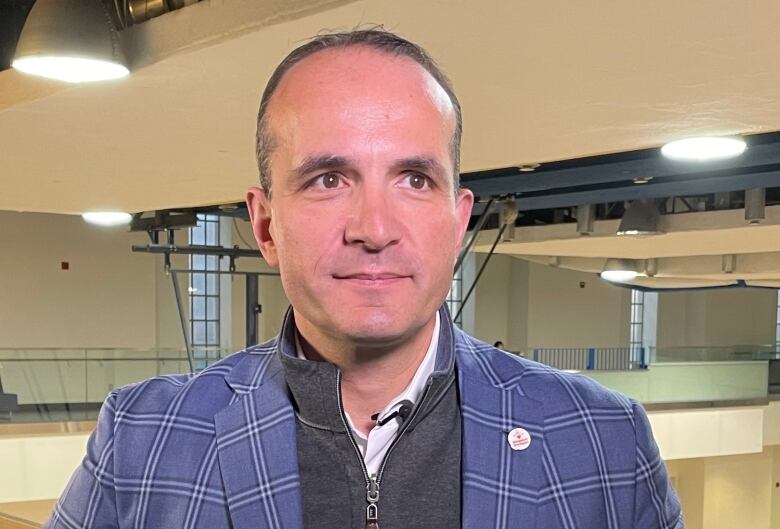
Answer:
[{"left": 279, "top": 311, "right": 462, "bottom": 529}]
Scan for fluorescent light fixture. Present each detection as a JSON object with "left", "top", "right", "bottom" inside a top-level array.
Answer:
[
  {"left": 601, "top": 258, "right": 642, "bottom": 283},
  {"left": 12, "top": 56, "right": 128, "bottom": 83},
  {"left": 661, "top": 136, "right": 746, "bottom": 161},
  {"left": 82, "top": 211, "right": 132, "bottom": 227},
  {"left": 13, "top": 0, "right": 129, "bottom": 83}
]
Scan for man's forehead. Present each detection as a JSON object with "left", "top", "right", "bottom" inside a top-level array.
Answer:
[{"left": 267, "top": 46, "right": 455, "bottom": 125}]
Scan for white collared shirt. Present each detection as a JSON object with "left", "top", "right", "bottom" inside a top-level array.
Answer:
[{"left": 296, "top": 312, "right": 440, "bottom": 476}]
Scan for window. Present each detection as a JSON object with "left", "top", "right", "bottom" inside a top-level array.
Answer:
[
  {"left": 629, "top": 289, "right": 644, "bottom": 358},
  {"left": 776, "top": 290, "right": 780, "bottom": 351},
  {"left": 447, "top": 266, "right": 464, "bottom": 327},
  {"left": 189, "top": 214, "right": 221, "bottom": 371}
]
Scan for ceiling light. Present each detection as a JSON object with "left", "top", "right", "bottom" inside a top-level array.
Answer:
[
  {"left": 601, "top": 258, "right": 642, "bottom": 283},
  {"left": 82, "top": 211, "right": 132, "bottom": 227},
  {"left": 617, "top": 200, "right": 662, "bottom": 236},
  {"left": 12, "top": 0, "right": 129, "bottom": 83},
  {"left": 661, "top": 136, "right": 746, "bottom": 161},
  {"left": 13, "top": 57, "right": 128, "bottom": 83}
]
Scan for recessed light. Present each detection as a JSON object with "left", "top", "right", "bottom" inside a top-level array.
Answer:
[
  {"left": 82, "top": 211, "right": 132, "bottom": 226},
  {"left": 517, "top": 163, "right": 540, "bottom": 172},
  {"left": 661, "top": 136, "right": 746, "bottom": 162},
  {"left": 600, "top": 270, "right": 639, "bottom": 282},
  {"left": 601, "top": 258, "right": 642, "bottom": 283},
  {"left": 633, "top": 176, "right": 653, "bottom": 185}
]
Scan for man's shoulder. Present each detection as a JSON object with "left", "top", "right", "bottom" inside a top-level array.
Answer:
[
  {"left": 111, "top": 338, "right": 279, "bottom": 417},
  {"left": 454, "top": 330, "right": 635, "bottom": 416}
]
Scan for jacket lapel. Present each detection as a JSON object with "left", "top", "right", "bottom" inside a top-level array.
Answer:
[
  {"left": 214, "top": 350, "right": 303, "bottom": 529},
  {"left": 458, "top": 341, "right": 545, "bottom": 529}
]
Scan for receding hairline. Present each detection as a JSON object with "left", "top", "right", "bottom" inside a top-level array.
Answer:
[
  {"left": 255, "top": 31, "right": 463, "bottom": 196},
  {"left": 261, "top": 45, "right": 458, "bottom": 159}
]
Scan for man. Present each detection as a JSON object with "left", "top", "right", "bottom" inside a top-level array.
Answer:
[{"left": 47, "top": 29, "right": 682, "bottom": 529}]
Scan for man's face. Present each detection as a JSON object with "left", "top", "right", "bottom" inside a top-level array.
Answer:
[{"left": 247, "top": 47, "right": 473, "bottom": 346}]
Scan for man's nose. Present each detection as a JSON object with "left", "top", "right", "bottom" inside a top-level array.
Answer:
[{"left": 344, "top": 186, "right": 401, "bottom": 251}]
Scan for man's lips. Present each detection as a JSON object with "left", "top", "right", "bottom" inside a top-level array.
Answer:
[{"left": 334, "top": 272, "right": 410, "bottom": 280}]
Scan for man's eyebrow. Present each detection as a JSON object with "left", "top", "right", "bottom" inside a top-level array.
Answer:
[
  {"left": 289, "top": 154, "right": 352, "bottom": 181},
  {"left": 392, "top": 156, "right": 448, "bottom": 178}
]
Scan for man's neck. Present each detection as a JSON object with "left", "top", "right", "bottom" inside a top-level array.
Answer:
[{"left": 294, "top": 312, "right": 438, "bottom": 436}]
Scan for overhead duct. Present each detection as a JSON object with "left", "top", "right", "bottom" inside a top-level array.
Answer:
[
  {"left": 576, "top": 204, "right": 595, "bottom": 235},
  {"left": 617, "top": 199, "right": 662, "bottom": 237},
  {"left": 745, "top": 188, "right": 766, "bottom": 224},
  {"left": 123, "top": 0, "right": 202, "bottom": 26}
]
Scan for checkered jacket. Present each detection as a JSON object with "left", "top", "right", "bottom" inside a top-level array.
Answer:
[{"left": 46, "top": 309, "right": 682, "bottom": 529}]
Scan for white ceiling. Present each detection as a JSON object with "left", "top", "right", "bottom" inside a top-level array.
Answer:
[{"left": 1, "top": 0, "right": 779, "bottom": 215}]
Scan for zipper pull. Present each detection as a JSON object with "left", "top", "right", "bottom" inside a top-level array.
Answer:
[{"left": 366, "top": 475, "right": 379, "bottom": 529}]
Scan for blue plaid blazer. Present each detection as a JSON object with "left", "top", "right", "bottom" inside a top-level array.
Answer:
[{"left": 47, "top": 313, "right": 682, "bottom": 529}]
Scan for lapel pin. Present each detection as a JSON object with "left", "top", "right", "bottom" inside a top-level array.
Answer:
[{"left": 507, "top": 427, "right": 531, "bottom": 451}]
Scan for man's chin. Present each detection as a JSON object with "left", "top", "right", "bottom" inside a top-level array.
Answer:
[{"left": 335, "top": 310, "right": 419, "bottom": 346}]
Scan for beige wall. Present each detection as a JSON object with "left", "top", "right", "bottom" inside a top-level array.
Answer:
[
  {"left": 472, "top": 254, "right": 512, "bottom": 346},
  {"left": 472, "top": 254, "right": 777, "bottom": 352},
  {"left": 658, "top": 288, "right": 777, "bottom": 347},
  {"left": 667, "top": 445, "right": 780, "bottom": 529},
  {"left": 0, "top": 211, "right": 183, "bottom": 350},
  {"left": 473, "top": 255, "right": 631, "bottom": 351},
  {"left": 525, "top": 262, "right": 631, "bottom": 348}
]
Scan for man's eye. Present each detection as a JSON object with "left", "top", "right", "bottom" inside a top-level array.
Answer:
[
  {"left": 403, "top": 173, "right": 431, "bottom": 190},
  {"left": 307, "top": 173, "right": 344, "bottom": 190},
  {"left": 321, "top": 173, "right": 341, "bottom": 189}
]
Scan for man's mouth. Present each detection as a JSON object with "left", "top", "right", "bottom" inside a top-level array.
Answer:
[{"left": 335, "top": 272, "right": 408, "bottom": 280}]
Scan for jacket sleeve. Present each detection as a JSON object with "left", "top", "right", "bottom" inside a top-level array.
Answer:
[
  {"left": 45, "top": 391, "right": 120, "bottom": 529},
  {"left": 632, "top": 400, "right": 684, "bottom": 529}
]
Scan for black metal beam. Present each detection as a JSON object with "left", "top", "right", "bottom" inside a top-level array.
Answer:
[
  {"left": 245, "top": 274, "right": 260, "bottom": 348},
  {"left": 460, "top": 132, "right": 780, "bottom": 197},
  {"left": 510, "top": 167, "right": 780, "bottom": 210},
  {"left": 132, "top": 244, "right": 259, "bottom": 258}
]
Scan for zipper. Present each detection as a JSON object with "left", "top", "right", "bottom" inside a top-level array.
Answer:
[{"left": 335, "top": 369, "right": 432, "bottom": 529}]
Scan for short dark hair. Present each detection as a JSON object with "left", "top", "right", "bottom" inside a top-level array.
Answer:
[{"left": 255, "top": 28, "right": 462, "bottom": 196}]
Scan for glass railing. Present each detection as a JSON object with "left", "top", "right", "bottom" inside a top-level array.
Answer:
[
  {"left": 523, "top": 344, "right": 777, "bottom": 405},
  {"left": 0, "top": 348, "right": 232, "bottom": 424},
  {"left": 648, "top": 344, "right": 780, "bottom": 363}
]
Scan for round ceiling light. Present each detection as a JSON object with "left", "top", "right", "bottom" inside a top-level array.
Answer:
[
  {"left": 600, "top": 270, "right": 640, "bottom": 283},
  {"left": 13, "top": 56, "right": 129, "bottom": 83},
  {"left": 661, "top": 136, "right": 746, "bottom": 162},
  {"left": 82, "top": 211, "right": 132, "bottom": 227}
]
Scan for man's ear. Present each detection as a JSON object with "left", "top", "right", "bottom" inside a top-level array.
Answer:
[
  {"left": 454, "top": 187, "right": 475, "bottom": 254},
  {"left": 246, "top": 186, "right": 279, "bottom": 268}
]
